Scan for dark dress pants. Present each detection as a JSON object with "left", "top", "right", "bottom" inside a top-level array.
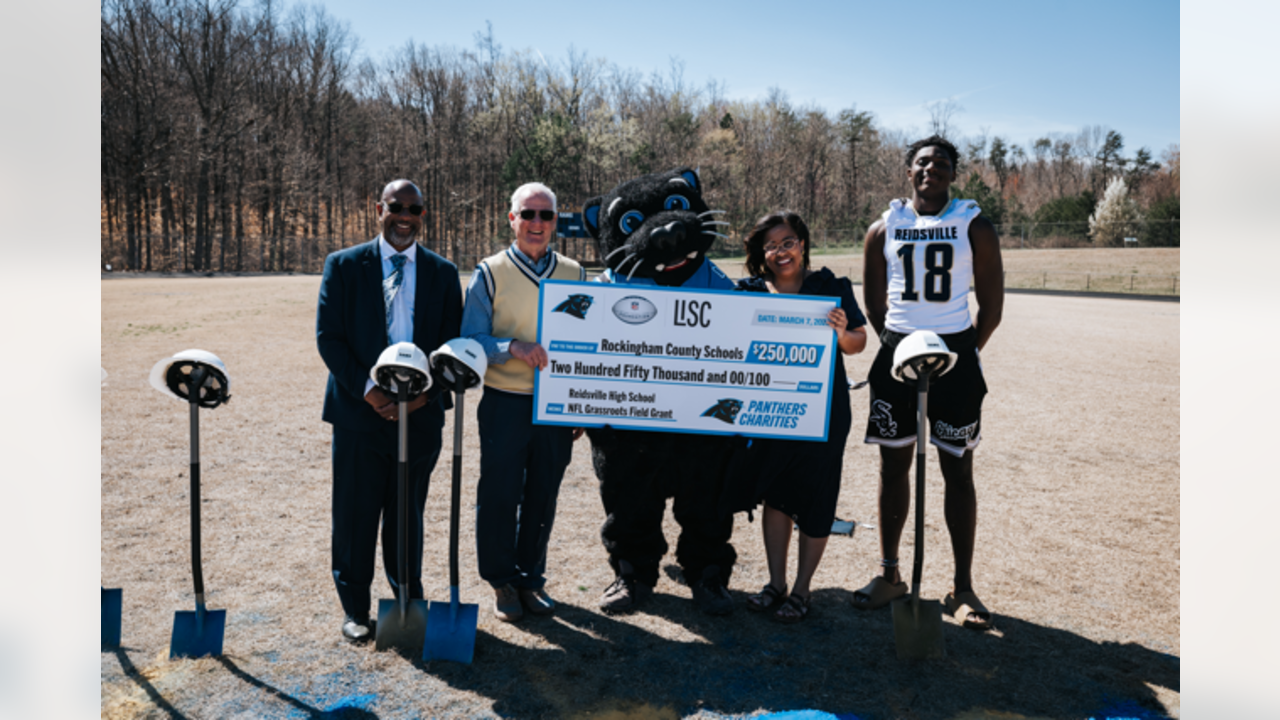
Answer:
[
  {"left": 331, "top": 422, "right": 442, "bottom": 622},
  {"left": 475, "top": 389, "right": 574, "bottom": 590}
]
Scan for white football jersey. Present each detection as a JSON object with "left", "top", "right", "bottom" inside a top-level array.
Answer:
[{"left": 881, "top": 198, "right": 982, "bottom": 334}]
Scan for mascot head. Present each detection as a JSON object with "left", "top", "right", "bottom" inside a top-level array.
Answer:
[{"left": 582, "top": 167, "right": 728, "bottom": 287}]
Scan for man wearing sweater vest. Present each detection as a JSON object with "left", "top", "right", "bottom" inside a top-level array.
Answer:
[{"left": 460, "top": 182, "right": 585, "bottom": 622}]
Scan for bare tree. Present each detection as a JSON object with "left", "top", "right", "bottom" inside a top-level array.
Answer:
[
  {"left": 100, "top": 4, "right": 1171, "bottom": 269},
  {"left": 926, "top": 98, "right": 962, "bottom": 139}
]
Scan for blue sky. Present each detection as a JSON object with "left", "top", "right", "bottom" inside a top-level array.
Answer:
[{"left": 317, "top": 0, "right": 1179, "bottom": 158}]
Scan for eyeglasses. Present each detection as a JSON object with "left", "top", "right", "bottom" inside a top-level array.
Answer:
[
  {"left": 763, "top": 238, "right": 800, "bottom": 255},
  {"left": 519, "top": 209, "right": 557, "bottom": 221},
  {"left": 384, "top": 202, "right": 423, "bottom": 215}
]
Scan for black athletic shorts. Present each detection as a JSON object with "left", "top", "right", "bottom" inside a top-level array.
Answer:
[{"left": 864, "top": 326, "right": 987, "bottom": 458}]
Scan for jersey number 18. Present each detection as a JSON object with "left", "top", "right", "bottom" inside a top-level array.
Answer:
[{"left": 897, "top": 242, "right": 953, "bottom": 302}]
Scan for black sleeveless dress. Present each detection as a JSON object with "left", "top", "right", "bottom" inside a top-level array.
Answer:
[{"left": 734, "top": 268, "right": 866, "bottom": 538}]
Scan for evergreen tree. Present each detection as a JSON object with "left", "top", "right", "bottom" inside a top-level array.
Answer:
[
  {"left": 1031, "top": 190, "right": 1095, "bottom": 241},
  {"left": 952, "top": 172, "right": 1005, "bottom": 226},
  {"left": 1126, "top": 147, "right": 1158, "bottom": 194},
  {"left": 1094, "top": 130, "right": 1125, "bottom": 195},
  {"left": 1141, "top": 194, "right": 1179, "bottom": 247},
  {"left": 989, "top": 137, "right": 1010, "bottom": 194}
]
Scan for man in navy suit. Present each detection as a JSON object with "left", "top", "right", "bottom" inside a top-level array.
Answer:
[{"left": 316, "top": 179, "right": 462, "bottom": 643}]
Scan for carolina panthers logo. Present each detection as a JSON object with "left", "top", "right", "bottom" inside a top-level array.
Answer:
[
  {"left": 701, "top": 398, "right": 743, "bottom": 424},
  {"left": 871, "top": 399, "right": 898, "bottom": 437},
  {"left": 553, "top": 294, "right": 594, "bottom": 319}
]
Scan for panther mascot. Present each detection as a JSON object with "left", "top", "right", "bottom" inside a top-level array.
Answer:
[{"left": 582, "top": 166, "right": 747, "bottom": 616}]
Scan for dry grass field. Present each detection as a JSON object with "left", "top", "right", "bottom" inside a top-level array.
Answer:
[{"left": 101, "top": 266, "right": 1179, "bottom": 719}]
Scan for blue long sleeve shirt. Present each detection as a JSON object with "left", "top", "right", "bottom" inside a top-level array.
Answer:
[{"left": 460, "top": 243, "right": 585, "bottom": 363}]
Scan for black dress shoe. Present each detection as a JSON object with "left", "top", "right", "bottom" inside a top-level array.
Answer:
[
  {"left": 342, "top": 616, "right": 372, "bottom": 643},
  {"left": 691, "top": 566, "right": 735, "bottom": 616}
]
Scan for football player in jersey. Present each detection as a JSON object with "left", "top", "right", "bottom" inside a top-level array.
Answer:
[{"left": 853, "top": 135, "right": 1004, "bottom": 631}]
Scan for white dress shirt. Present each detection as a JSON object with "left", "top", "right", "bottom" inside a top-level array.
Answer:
[{"left": 364, "top": 235, "right": 416, "bottom": 398}]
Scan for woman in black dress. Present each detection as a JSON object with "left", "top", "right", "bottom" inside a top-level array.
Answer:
[{"left": 737, "top": 211, "right": 867, "bottom": 623}]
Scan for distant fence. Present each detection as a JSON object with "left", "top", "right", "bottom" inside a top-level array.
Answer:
[
  {"left": 1004, "top": 270, "right": 1178, "bottom": 295},
  {"left": 102, "top": 218, "right": 1179, "bottom": 272},
  {"left": 706, "top": 227, "right": 869, "bottom": 258},
  {"left": 99, "top": 233, "right": 603, "bottom": 275},
  {"left": 704, "top": 219, "right": 1179, "bottom": 258},
  {"left": 774, "top": 257, "right": 1179, "bottom": 297},
  {"left": 992, "top": 220, "right": 1179, "bottom": 249},
  {"left": 102, "top": 230, "right": 1179, "bottom": 296}
]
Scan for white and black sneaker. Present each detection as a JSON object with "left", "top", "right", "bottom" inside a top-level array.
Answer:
[{"left": 599, "top": 574, "right": 653, "bottom": 614}]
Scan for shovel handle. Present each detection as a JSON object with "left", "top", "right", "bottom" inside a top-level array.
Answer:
[
  {"left": 190, "top": 454, "right": 204, "bottom": 599},
  {"left": 397, "top": 382, "right": 411, "bottom": 617},
  {"left": 449, "top": 391, "right": 464, "bottom": 588},
  {"left": 188, "top": 366, "right": 207, "bottom": 601},
  {"left": 912, "top": 373, "right": 929, "bottom": 603}
]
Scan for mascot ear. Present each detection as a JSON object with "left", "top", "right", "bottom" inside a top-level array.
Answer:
[
  {"left": 583, "top": 197, "right": 604, "bottom": 239},
  {"left": 680, "top": 169, "right": 700, "bottom": 193}
]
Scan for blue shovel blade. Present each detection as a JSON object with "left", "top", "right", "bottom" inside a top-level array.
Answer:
[
  {"left": 102, "top": 588, "right": 122, "bottom": 648},
  {"left": 170, "top": 608, "right": 226, "bottom": 658},
  {"left": 423, "top": 597, "right": 478, "bottom": 664}
]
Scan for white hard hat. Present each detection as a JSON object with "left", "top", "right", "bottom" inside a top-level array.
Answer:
[
  {"left": 149, "top": 349, "right": 232, "bottom": 407},
  {"left": 891, "top": 330, "right": 958, "bottom": 383},
  {"left": 371, "top": 342, "right": 433, "bottom": 398},
  {"left": 429, "top": 337, "right": 487, "bottom": 392}
]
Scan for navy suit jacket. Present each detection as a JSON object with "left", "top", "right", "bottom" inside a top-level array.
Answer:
[{"left": 317, "top": 238, "right": 462, "bottom": 438}]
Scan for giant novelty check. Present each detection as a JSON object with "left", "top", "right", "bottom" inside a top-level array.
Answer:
[{"left": 532, "top": 279, "right": 839, "bottom": 441}]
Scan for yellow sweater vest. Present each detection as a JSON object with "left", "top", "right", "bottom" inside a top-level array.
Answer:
[{"left": 480, "top": 248, "right": 583, "bottom": 393}]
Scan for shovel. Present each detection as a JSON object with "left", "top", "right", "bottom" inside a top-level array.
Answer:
[
  {"left": 102, "top": 368, "right": 123, "bottom": 649},
  {"left": 170, "top": 366, "right": 227, "bottom": 658},
  {"left": 424, "top": 387, "right": 479, "bottom": 663},
  {"left": 375, "top": 379, "right": 430, "bottom": 653},
  {"left": 892, "top": 364, "right": 946, "bottom": 660},
  {"left": 102, "top": 587, "right": 122, "bottom": 647}
]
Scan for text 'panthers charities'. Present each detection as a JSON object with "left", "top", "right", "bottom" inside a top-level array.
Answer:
[{"left": 533, "top": 279, "right": 840, "bottom": 441}]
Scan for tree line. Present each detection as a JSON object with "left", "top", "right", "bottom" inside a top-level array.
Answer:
[{"left": 101, "top": 0, "right": 1181, "bottom": 273}]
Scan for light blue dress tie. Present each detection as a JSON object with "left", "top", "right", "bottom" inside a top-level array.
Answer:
[{"left": 383, "top": 253, "right": 407, "bottom": 341}]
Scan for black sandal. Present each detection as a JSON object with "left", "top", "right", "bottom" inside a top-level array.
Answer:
[
  {"left": 746, "top": 583, "right": 786, "bottom": 612},
  {"left": 773, "top": 592, "right": 811, "bottom": 624}
]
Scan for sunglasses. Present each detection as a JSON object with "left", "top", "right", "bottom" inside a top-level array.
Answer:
[
  {"left": 764, "top": 237, "right": 801, "bottom": 255},
  {"left": 519, "top": 209, "right": 557, "bottom": 221},
  {"left": 384, "top": 202, "right": 424, "bottom": 215}
]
